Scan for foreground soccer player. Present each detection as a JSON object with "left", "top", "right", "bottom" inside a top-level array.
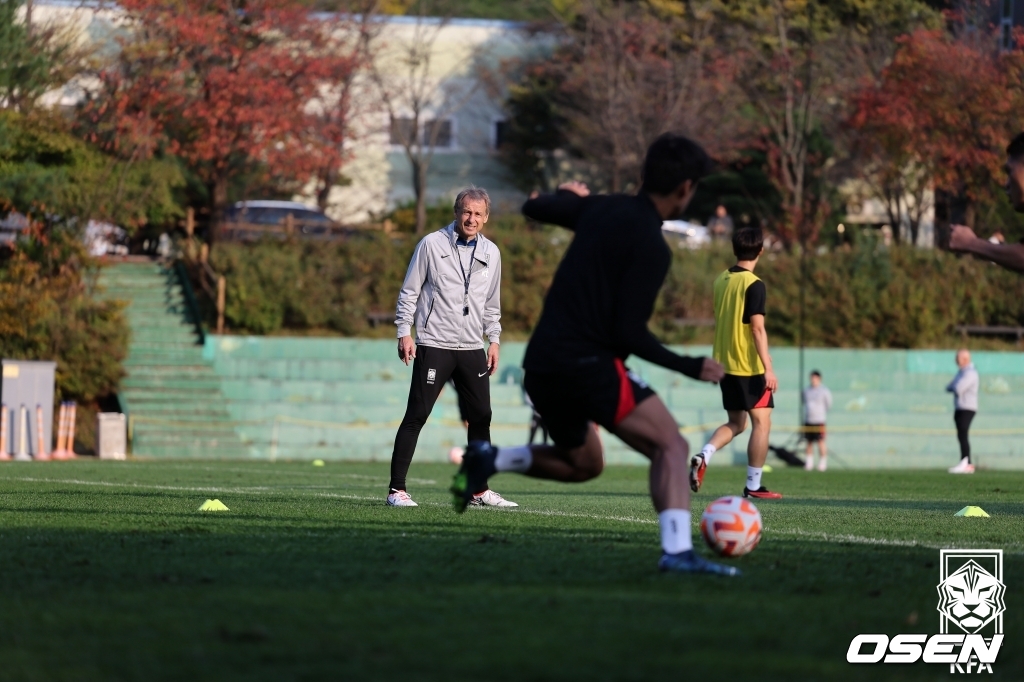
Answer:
[
  {"left": 691, "top": 227, "right": 782, "bottom": 500},
  {"left": 450, "top": 134, "right": 739, "bottom": 576}
]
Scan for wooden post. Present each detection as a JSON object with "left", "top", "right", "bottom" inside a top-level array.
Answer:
[
  {"left": 285, "top": 213, "right": 295, "bottom": 235},
  {"left": 185, "top": 207, "right": 195, "bottom": 238},
  {"left": 383, "top": 218, "right": 394, "bottom": 234},
  {"left": 216, "top": 276, "right": 226, "bottom": 335},
  {"left": 200, "top": 243, "right": 209, "bottom": 264}
]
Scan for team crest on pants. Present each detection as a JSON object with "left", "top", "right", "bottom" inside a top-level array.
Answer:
[{"left": 427, "top": 369, "right": 436, "bottom": 384}]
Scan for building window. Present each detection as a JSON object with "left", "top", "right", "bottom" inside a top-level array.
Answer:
[
  {"left": 423, "top": 119, "right": 452, "bottom": 148},
  {"left": 493, "top": 120, "right": 510, "bottom": 150},
  {"left": 1001, "top": 0, "right": 1014, "bottom": 50},
  {"left": 389, "top": 117, "right": 453, "bottom": 148}
]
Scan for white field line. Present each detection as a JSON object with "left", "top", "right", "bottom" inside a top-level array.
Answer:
[
  {"left": 2, "top": 475, "right": 1021, "bottom": 553},
  {"left": 153, "top": 464, "right": 438, "bottom": 485}
]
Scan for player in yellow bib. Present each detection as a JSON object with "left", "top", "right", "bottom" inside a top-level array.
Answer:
[{"left": 690, "top": 227, "right": 782, "bottom": 499}]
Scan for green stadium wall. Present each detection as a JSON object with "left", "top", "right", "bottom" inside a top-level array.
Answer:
[{"left": 202, "top": 336, "right": 1024, "bottom": 470}]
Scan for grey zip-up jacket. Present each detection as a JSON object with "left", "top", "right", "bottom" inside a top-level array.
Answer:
[
  {"left": 946, "top": 363, "right": 979, "bottom": 412},
  {"left": 395, "top": 222, "right": 501, "bottom": 350}
]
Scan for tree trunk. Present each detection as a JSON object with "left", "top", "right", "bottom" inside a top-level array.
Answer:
[
  {"left": 412, "top": 158, "right": 428, "bottom": 234},
  {"left": 317, "top": 165, "right": 337, "bottom": 211},
  {"left": 209, "top": 176, "right": 230, "bottom": 243}
]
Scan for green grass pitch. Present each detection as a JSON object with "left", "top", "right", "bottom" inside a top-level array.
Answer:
[{"left": 0, "top": 461, "right": 1021, "bottom": 681}]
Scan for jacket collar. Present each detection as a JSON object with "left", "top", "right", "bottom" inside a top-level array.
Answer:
[{"left": 443, "top": 222, "right": 491, "bottom": 262}]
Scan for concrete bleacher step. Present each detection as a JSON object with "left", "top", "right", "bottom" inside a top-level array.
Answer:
[{"left": 100, "top": 260, "right": 246, "bottom": 458}]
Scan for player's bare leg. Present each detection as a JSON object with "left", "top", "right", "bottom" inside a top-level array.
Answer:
[
  {"left": 817, "top": 436, "right": 828, "bottom": 472},
  {"left": 690, "top": 410, "right": 746, "bottom": 492},
  {"left": 449, "top": 396, "right": 738, "bottom": 575},
  {"left": 744, "top": 407, "right": 781, "bottom": 498}
]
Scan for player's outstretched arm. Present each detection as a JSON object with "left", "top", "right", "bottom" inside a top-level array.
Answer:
[
  {"left": 950, "top": 225, "right": 1024, "bottom": 273},
  {"left": 522, "top": 183, "right": 590, "bottom": 229},
  {"left": 612, "top": 244, "right": 724, "bottom": 383}
]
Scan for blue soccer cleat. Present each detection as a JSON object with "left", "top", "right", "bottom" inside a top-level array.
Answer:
[
  {"left": 450, "top": 440, "right": 498, "bottom": 513},
  {"left": 658, "top": 550, "right": 741, "bottom": 577}
]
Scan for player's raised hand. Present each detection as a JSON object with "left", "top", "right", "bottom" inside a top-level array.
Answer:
[
  {"left": 949, "top": 225, "right": 978, "bottom": 251},
  {"left": 699, "top": 357, "right": 725, "bottom": 384},
  {"left": 558, "top": 181, "right": 590, "bottom": 197}
]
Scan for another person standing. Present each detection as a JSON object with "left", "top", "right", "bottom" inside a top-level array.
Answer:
[
  {"left": 946, "top": 349, "right": 979, "bottom": 475},
  {"left": 691, "top": 227, "right": 782, "bottom": 500},
  {"left": 802, "top": 370, "right": 832, "bottom": 472},
  {"left": 707, "top": 204, "right": 734, "bottom": 241},
  {"left": 387, "top": 187, "right": 517, "bottom": 508}
]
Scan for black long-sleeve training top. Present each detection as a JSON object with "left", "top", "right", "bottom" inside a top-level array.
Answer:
[{"left": 521, "top": 190, "right": 705, "bottom": 379}]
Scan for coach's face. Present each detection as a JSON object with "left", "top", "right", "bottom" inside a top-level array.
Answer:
[
  {"left": 1006, "top": 157, "right": 1024, "bottom": 212},
  {"left": 456, "top": 198, "right": 489, "bottom": 240}
]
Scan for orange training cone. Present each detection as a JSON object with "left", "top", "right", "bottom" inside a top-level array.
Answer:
[
  {"left": 0, "top": 404, "right": 9, "bottom": 461},
  {"left": 34, "top": 405, "right": 50, "bottom": 461}
]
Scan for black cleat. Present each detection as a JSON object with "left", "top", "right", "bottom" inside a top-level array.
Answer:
[{"left": 450, "top": 441, "right": 498, "bottom": 513}]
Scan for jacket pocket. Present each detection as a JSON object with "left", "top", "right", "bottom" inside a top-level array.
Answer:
[{"left": 422, "top": 298, "right": 436, "bottom": 330}]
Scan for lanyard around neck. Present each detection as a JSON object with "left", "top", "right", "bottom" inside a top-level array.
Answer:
[{"left": 450, "top": 234, "right": 478, "bottom": 315}]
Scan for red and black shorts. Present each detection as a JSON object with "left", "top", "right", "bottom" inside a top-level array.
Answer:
[
  {"left": 720, "top": 373, "right": 774, "bottom": 412},
  {"left": 523, "top": 358, "right": 656, "bottom": 450}
]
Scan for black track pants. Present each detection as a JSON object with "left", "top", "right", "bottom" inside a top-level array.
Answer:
[
  {"left": 954, "top": 409, "right": 975, "bottom": 463},
  {"left": 389, "top": 346, "right": 492, "bottom": 491}
]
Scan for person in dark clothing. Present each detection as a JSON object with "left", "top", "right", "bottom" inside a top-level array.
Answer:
[{"left": 450, "top": 133, "right": 738, "bottom": 576}]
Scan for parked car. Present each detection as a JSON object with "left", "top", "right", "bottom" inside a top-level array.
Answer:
[
  {"left": 661, "top": 220, "right": 711, "bottom": 249},
  {"left": 223, "top": 200, "right": 340, "bottom": 240}
]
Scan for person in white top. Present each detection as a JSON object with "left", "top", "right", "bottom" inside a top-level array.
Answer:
[
  {"left": 946, "top": 349, "right": 979, "bottom": 474},
  {"left": 802, "top": 370, "right": 832, "bottom": 472}
]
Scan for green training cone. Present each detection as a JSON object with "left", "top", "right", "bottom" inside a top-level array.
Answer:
[
  {"left": 954, "top": 506, "right": 989, "bottom": 517},
  {"left": 198, "top": 499, "right": 230, "bottom": 512},
  {"left": 312, "top": 459, "right": 325, "bottom": 467}
]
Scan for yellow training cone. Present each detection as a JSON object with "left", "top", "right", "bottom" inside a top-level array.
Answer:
[
  {"left": 312, "top": 459, "right": 325, "bottom": 467},
  {"left": 199, "top": 499, "right": 230, "bottom": 512},
  {"left": 954, "top": 506, "right": 989, "bottom": 517}
]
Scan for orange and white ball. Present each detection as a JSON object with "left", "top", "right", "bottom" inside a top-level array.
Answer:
[{"left": 700, "top": 496, "right": 762, "bottom": 557}]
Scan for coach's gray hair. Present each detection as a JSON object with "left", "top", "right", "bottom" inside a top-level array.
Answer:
[{"left": 454, "top": 187, "right": 491, "bottom": 215}]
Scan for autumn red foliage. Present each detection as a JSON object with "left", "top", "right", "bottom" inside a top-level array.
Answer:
[
  {"left": 81, "top": 0, "right": 369, "bottom": 221},
  {"left": 849, "top": 27, "right": 1024, "bottom": 241}
]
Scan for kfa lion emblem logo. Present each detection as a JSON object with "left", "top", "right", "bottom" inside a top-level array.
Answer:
[{"left": 937, "top": 559, "right": 1006, "bottom": 634}]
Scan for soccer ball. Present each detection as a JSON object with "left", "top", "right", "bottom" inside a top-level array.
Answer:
[{"left": 700, "top": 496, "right": 762, "bottom": 557}]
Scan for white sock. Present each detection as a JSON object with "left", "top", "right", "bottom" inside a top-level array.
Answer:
[
  {"left": 746, "top": 466, "right": 763, "bottom": 491},
  {"left": 659, "top": 509, "right": 692, "bottom": 554},
  {"left": 700, "top": 443, "right": 717, "bottom": 464},
  {"left": 495, "top": 445, "right": 532, "bottom": 473}
]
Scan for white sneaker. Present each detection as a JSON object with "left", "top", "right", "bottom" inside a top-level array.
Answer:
[
  {"left": 468, "top": 489, "right": 519, "bottom": 508},
  {"left": 817, "top": 458, "right": 828, "bottom": 472},
  {"left": 948, "top": 459, "right": 975, "bottom": 474},
  {"left": 386, "top": 489, "right": 419, "bottom": 506},
  {"left": 804, "top": 457, "right": 814, "bottom": 471}
]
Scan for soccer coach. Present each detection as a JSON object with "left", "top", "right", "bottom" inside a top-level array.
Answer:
[{"left": 386, "top": 187, "right": 517, "bottom": 508}]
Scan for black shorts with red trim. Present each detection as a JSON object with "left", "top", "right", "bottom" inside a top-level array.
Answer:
[
  {"left": 523, "top": 358, "right": 656, "bottom": 450},
  {"left": 804, "top": 423, "right": 825, "bottom": 442},
  {"left": 720, "top": 373, "right": 774, "bottom": 412}
]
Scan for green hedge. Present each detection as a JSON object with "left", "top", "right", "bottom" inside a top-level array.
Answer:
[{"left": 208, "top": 221, "right": 1024, "bottom": 348}]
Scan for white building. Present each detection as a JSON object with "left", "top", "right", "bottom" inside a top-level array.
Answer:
[{"left": 30, "top": 3, "right": 553, "bottom": 222}]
